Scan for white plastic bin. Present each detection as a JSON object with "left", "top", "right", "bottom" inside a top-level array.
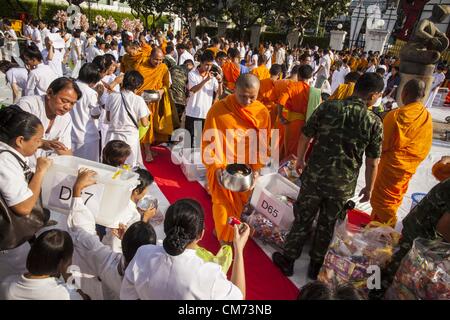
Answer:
[
  {"left": 250, "top": 173, "right": 300, "bottom": 231},
  {"left": 41, "top": 155, "right": 140, "bottom": 228},
  {"left": 180, "top": 148, "right": 206, "bottom": 182}
]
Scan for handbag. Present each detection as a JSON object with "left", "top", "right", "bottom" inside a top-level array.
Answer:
[
  {"left": 121, "top": 92, "right": 149, "bottom": 140},
  {"left": 0, "top": 150, "right": 50, "bottom": 250}
]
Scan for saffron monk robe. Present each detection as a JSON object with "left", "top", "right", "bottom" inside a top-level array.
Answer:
[
  {"left": 120, "top": 41, "right": 152, "bottom": 73},
  {"left": 136, "top": 48, "right": 178, "bottom": 162},
  {"left": 329, "top": 72, "right": 361, "bottom": 101},
  {"left": 370, "top": 79, "right": 433, "bottom": 227},
  {"left": 278, "top": 65, "right": 320, "bottom": 158},
  {"left": 202, "top": 74, "right": 271, "bottom": 244},
  {"left": 222, "top": 48, "right": 248, "bottom": 95},
  {"left": 250, "top": 55, "right": 271, "bottom": 81},
  {"left": 258, "top": 64, "right": 283, "bottom": 127}
]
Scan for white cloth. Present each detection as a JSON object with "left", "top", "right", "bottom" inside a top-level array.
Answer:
[
  {"left": 102, "top": 200, "right": 141, "bottom": 253},
  {"left": 5, "top": 67, "right": 28, "bottom": 93},
  {"left": 178, "top": 51, "right": 194, "bottom": 65},
  {"left": 24, "top": 63, "right": 58, "bottom": 96},
  {"left": 41, "top": 48, "right": 64, "bottom": 77},
  {"left": 31, "top": 28, "right": 43, "bottom": 51},
  {"left": 185, "top": 69, "right": 218, "bottom": 119},
  {"left": 425, "top": 72, "right": 446, "bottom": 108},
  {"left": 70, "top": 38, "right": 83, "bottom": 64},
  {"left": 239, "top": 46, "right": 246, "bottom": 60},
  {"left": 0, "top": 242, "right": 29, "bottom": 282},
  {"left": 275, "top": 47, "right": 286, "bottom": 65},
  {"left": 0, "top": 141, "right": 33, "bottom": 207},
  {"left": 40, "top": 28, "right": 51, "bottom": 43},
  {"left": 0, "top": 275, "right": 83, "bottom": 300},
  {"left": 250, "top": 54, "right": 258, "bottom": 70},
  {"left": 120, "top": 245, "right": 243, "bottom": 300},
  {"left": 105, "top": 90, "right": 149, "bottom": 167},
  {"left": 68, "top": 197, "right": 125, "bottom": 300},
  {"left": 366, "top": 65, "right": 376, "bottom": 73},
  {"left": 17, "top": 95, "right": 72, "bottom": 168}
]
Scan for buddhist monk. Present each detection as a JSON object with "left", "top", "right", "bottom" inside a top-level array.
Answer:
[
  {"left": 136, "top": 48, "right": 174, "bottom": 162},
  {"left": 250, "top": 55, "right": 271, "bottom": 81},
  {"left": 222, "top": 48, "right": 247, "bottom": 94},
  {"left": 202, "top": 74, "right": 271, "bottom": 243},
  {"left": 258, "top": 64, "right": 283, "bottom": 126},
  {"left": 206, "top": 38, "right": 221, "bottom": 58},
  {"left": 274, "top": 65, "right": 299, "bottom": 160},
  {"left": 278, "top": 65, "right": 318, "bottom": 158},
  {"left": 329, "top": 71, "right": 361, "bottom": 100},
  {"left": 120, "top": 40, "right": 152, "bottom": 73},
  {"left": 156, "top": 33, "right": 168, "bottom": 54},
  {"left": 371, "top": 79, "right": 433, "bottom": 226}
]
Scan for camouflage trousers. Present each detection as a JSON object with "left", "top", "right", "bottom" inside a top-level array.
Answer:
[{"left": 283, "top": 185, "right": 347, "bottom": 264}]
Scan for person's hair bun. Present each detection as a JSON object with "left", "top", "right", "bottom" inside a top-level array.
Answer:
[{"left": 163, "top": 226, "right": 191, "bottom": 256}]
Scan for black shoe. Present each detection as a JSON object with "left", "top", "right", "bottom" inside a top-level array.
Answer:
[
  {"left": 307, "top": 261, "right": 322, "bottom": 280},
  {"left": 272, "top": 252, "right": 295, "bottom": 277}
]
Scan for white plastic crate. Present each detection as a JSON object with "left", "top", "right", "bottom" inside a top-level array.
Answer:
[
  {"left": 250, "top": 173, "right": 300, "bottom": 231},
  {"left": 41, "top": 155, "right": 140, "bottom": 228},
  {"left": 180, "top": 148, "right": 207, "bottom": 182}
]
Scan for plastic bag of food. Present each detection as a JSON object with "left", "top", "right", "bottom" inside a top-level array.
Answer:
[
  {"left": 317, "top": 219, "right": 401, "bottom": 297},
  {"left": 278, "top": 155, "right": 301, "bottom": 187},
  {"left": 385, "top": 238, "right": 450, "bottom": 300},
  {"left": 241, "top": 208, "right": 288, "bottom": 249}
]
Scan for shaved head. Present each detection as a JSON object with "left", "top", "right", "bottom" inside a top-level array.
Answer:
[
  {"left": 149, "top": 47, "right": 164, "bottom": 67},
  {"left": 236, "top": 74, "right": 260, "bottom": 90},
  {"left": 235, "top": 74, "right": 260, "bottom": 106},
  {"left": 402, "top": 79, "right": 426, "bottom": 105}
]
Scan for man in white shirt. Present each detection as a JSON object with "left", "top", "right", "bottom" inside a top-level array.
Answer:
[
  {"left": 176, "top": 43, "right": 194, "bottom": 66},
  {"left": 426, "top": 64, "right": 447, "bottom": 107},
  {"left": 41, "top": 35, "right": 65, "bottom": 77},
  {"left": 17, "top": 77, "right": 81, "bottom": 168},
  {"left": 314, "top": 49, "right": 331, "bottom": 89},
  {"left": 239, "top": 41, "right": 246, "bottom": 62},
  {"left": 185, "top": 52, "right": 223, "bottom": 148},
  {"left": 3, "top": 20, "right": 18, "bottom": 60},
  {"left": 275, "top": 43, "right": 286, "bottom": 65},
  {"left": 39, "top": 20, "right": 51, "bottom": 44},
  {"left": 23, "top": 21, "right": 33, "bottom": 45},
  {"left": 30, "top": 20, "right": 43, "bottom": 51},
  {"left": 22, "top": 45, "right": 58, "bottom": 96},
  {"left": 264, "top": 44, "right": 272, "bottom": 70}
]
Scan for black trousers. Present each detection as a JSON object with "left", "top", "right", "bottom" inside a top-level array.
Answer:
[{"left": 185, "top": 116, "right": 205, "bottom": 148}]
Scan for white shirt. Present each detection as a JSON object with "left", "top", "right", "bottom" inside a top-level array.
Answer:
[
  {"left": 100, "top": 74, "right": 120, "bottom": 106},
  {"left": 106, "top": 49, "right": 119, "bottom": 61},
  {"left": 41, "top": 48, "right": 64, "bottom": 77},
  {"left": 24, "top": 63, "right": 58, "bottom": 96},
  {"left": 5, "top": 67, "right": 28, "bottom": 92},
  {"left": 17, "top": 95, "right": 72, "bottom": 167},
  {"left": 5, "top": 29, "right": 17, "bottom": 42},
  {"left": 0, "top": 275, "right": 82, "bottom": 300},
  {"left": 120, "top": 245, "right": 243, "bottom": 300},
  {"left": 239, "top": 46, "right": 246, "bottom": 60},
  {"left": 24, "top": 25, "right": 33, "bottom": 45},
  {"left": 250, "top": 54, "right": 258, "bottom": 70},
  {"left": 86, "top": 46, "right": 104, "bottom": 63},
  {"left": 70, "top": 38, "right": 83, "bottom": 62},
  {"left": 366, "top": 65, "right": 376, "bottom": 73},
  {"left": 264, "top": 50, "right": 272, "bottom": 69},
  {"left": 40, "top": 28, "right": 51, "bottom": 42},
  {"left": 31, "top": 28, "right": 43, "bottom": 51},
  {"left": 331, "top": 66, "right": 350, "bottom": 94},
  {"left": 317, "top": 54, "right": 331, "bottom": 79},
  {"left": 275, "top": 47, "right": 286, "bottom": 65},
  {"left": 68, "top": 197, "right": 125, "bottom": 300},
  {"left": 0, "top": 142, "right": 32, "bottom": 207},
  {"left": 70, "top": 81, "right": 101, "bottom": 144},
  {"left": 106, "top": 90, "right": 149, "bottom": 133},
  {"left": 178, "top": 50, "right": 194, "bottom": 65},
  {"left": 185, "top": 69, "right": 218, "bottom": 119}
]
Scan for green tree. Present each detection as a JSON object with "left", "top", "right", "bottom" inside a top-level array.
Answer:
[{"left": 123, "top": 0, "right": 171, "bottom": 30}]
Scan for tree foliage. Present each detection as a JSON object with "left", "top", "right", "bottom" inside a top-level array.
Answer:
[{"left": 122, "top": 0, "right": 172, "bottom": 29}]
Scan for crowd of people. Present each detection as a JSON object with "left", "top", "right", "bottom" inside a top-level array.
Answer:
[{"left": 0, "top": 16, "right": 449, "bottom": 300}]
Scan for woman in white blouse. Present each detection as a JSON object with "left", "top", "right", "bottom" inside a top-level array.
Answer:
[
  {"left": 0, "top": 106, "right": 53, "bottom": 280},
  {"left": 0, "top": 229, "right": 87, "bottom": 300},
  {"left": 0, "top": 60, "right": 28, "bottom": 103},
  {"left": 120, "top": 199, "right": 251, "bottom": 300},
  {"left": 21, "top": 43, "right": 58, "bottom": 97}
]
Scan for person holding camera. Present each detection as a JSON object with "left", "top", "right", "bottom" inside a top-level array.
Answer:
[{"left": 185, "top": 51, "right": 223, "bottom": 148}]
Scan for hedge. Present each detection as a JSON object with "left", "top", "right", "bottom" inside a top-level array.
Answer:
[{"left": 4, "top": 1, "right": 168, "bottom": 28}]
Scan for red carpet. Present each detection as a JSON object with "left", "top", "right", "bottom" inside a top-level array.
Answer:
[{"left": 144, "top": 146, "right": 299, "bottom": 300}]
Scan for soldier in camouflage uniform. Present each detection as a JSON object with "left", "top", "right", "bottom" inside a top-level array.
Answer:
[
  {"left": 273, "top": 73, "right": 385, "bottom": 279},
  {"left": 168, "top": 59, "right": 195, "bottom": 125},
  {"left": 370, "top": 160, "right": 450, "bottom": 299}
]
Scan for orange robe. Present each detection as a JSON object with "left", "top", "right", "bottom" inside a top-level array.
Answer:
[
  {"left": 278, "top": 81, "right": 310, "bottom": 157},
  {"left": 202, "top": 94, "right": 271, "bottom": 242},
  {"left": 329, "top": 82, "right": 355, "bottom": 100},
  {"left": 222, "top": 61, "right": 240, "bottom": 92},
  {"left": 160, "top": 39, "right": 168, "bottom": 54},
  {"left": 206, "top": 46, "right": 219, "bottom": 58},
  {"left": 370, "top": 102, "right": 433, "bottom": 226},
  {"left": 136, "top": 62, "right": 173, "bottom": 144},
  {"left": 120, "top": 43, "right": 152, "bottom": 73},
  {"left": 358, "top": 58, "right": 368, "bottom": 71},
  {"left": 273, "top": 79, "right": 294, "bottom": 160},
  {"left": 349, "top": 57, "right": 359, "bottom": 72},
  {"left": 250, "top": 65, "right": 271, "bottom": 81}
]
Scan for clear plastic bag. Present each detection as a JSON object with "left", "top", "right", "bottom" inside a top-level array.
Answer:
[
  {"left": 385, "top": 238, "right": 450, "bottom": 300},
  {"left": 317, "top": 219, "right": 400, "bottom": 297}
]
